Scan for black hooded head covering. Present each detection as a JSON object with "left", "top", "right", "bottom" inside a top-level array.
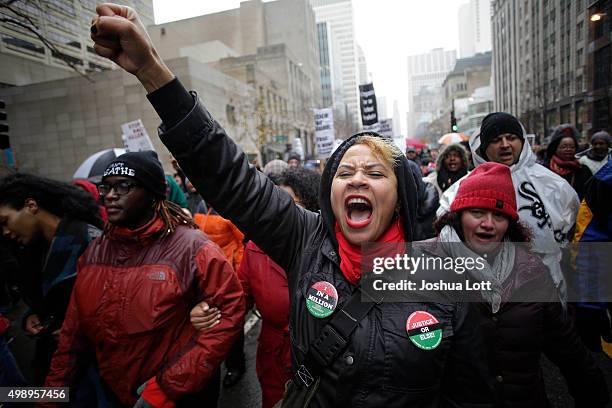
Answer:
[
  {"left": 319, "top": 132, "right": 418, "bottom": 247},
  {"left": 436, "top": 143, "right": 469, "bottom": 192}
]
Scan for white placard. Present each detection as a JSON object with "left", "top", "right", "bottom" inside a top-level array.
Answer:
[
  {"left": 121, "top": 119, "right": 155, "bottom": 152},
  {"left": 293, "top": 137, "right": 304, "bottom": 160},
  {"left": 378, "top": 119, "right": 393, "bottom": 137},
  {"left": 314, "top": 108, "right": 335, "bottom": 159}
]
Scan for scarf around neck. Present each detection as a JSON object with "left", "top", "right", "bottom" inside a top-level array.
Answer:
[
  {"left": 437, "top": 166, "right": 467, "bottom": 192},
  {"left": 335, "top": 218, "right": 405, "bottom": 285},
  {"left": 550, "top": 154, "right": 581, "bottom": 176},
  {"left": 439, "top": 225, "right": 515, "bottom": 313},
  {"left": 586, "top": 149, "right": 610, "bottom": 162}
]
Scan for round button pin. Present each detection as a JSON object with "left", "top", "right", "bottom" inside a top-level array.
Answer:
[
  {"left": 406, "top": 310, "right": 442, "bottom": 350},
  {"left": 306, "top": 281, "right": 339, "bottom": 318}
]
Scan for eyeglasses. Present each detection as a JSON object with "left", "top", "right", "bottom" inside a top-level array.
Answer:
[{"left": 97, "top": 181, "right": 138, "bottom": 196}]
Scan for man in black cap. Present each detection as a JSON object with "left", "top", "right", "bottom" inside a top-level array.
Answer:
[
  {"left": 478, "top": 112, "right": 525, "bottom": 166},
  {"left": 46, "top": 150, "right": 245, "bottom": 408}
]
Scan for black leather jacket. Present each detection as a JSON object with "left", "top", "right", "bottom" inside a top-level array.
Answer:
[{"left": 151, "top": 79, "right": 493, "bottom": 407}]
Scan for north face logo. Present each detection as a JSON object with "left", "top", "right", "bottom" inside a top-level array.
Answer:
[{"left": 147, "top": 271, "right": 166, "bottom": 281}]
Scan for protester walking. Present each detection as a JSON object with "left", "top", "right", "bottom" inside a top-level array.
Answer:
[
  {"left": 0, "top": 174, "right": 103, "bottom": 384},
  {"left": 424, "top": 143, "right": 469, "bottom": 197},
  {"left": 579, "top": 130, "right": 611, "bottom": 176},
  {"left": 545, "top": 124, "right": 593, "bottom": 200},
  {"left": 45, "top": 151, "right": 245, "bottom": 407},
  {"left": 573, "top": 159, "right": 612, "bottom": 353},
  {"left": 432, "top": 162, "right": 609, "bottom": 407}
]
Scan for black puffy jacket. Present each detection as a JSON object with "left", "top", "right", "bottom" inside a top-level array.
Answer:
[
  {"left": 150, "top": 80, "right": 494, "bottom": 407},
  {"left": 423, "top": 237, "right": 609, "bottom": 408}
]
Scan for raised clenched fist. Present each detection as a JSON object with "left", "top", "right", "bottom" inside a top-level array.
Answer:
[{"left": 90, "top": 3, "right": 173, "bottom": 92}]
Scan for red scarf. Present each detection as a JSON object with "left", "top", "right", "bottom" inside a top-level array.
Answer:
[
  {"left": 550, "top": 154, "right": 581, "bottom": 176},
  {"left": 335, "top": 218, "right": 405, "bottom": 285}
]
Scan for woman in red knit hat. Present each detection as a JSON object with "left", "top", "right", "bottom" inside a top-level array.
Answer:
[{"left": 432, "top": 162, "right": 608, "bottom": 407}]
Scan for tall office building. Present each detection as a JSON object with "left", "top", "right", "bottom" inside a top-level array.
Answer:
[
  {"left": 406, "top": 48, "right": 457, "bottom": 135},
  {"left": 492, "top": 0, "right": 591, "bottom": 138},
  {"left": 311, "top": 0, "right": 360, "bottom": 127},
  {"left": 586, "top": 0, "right": 611, "bottom": 134},
  {"left": 317, "top": 22, "right": 334, "bottom": 107},
  {"left": 357, "top": 44, "right": 368, "bottom": 84},
  {"left": 149, "top": 0, "right": 322, "bottom": 108},
  {"left": 0, "top": 0, "right": 154, "bottom": 86},
  {"left": 458, "top": 0, "right": 492, "bottom": 58}
]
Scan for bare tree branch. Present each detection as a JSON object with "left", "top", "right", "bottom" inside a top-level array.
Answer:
[{"left": 0, "top": 1, "right": 94, "bottom": 82}]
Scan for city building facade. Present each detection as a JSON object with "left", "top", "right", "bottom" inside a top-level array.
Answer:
[
  {"left": 458, "top": 0, "right": 493, "bottom": 58},
  {"left": 357, "top": 44, "right": 369, "bottom": 84},
  {"left": 317, "top": 22, "right": 335, "bottom": 108},
  {"left": 586, "top": 0, "right": 611, "bottom": 135},
  {"left": 0, "top": 57, "right": 259, "bottom": 180},
  {"left": 0, "top": 0, "right": 154, "bottom": 86},
  {"left": 492, "top": 0, "right": 594, "bottom": 140},
  {"left": 147, "top": 0, "right": 321, "bottom": 157},
  {"left": 311, "top": 0, "right": 360, "bottom": 129},
  {"left": 442, "top": 51, "right": 493, "bottom": 122},
  {"left": 213, "top": 44, "right": 316, "bottom": 160},
  {"left": 406, "top": 48, "right": 457, "bottom": 136}
]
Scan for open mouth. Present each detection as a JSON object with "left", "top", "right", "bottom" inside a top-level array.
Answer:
[
  {"left": 345, "top": 196, "right": 373, "bottom": 228},
  {"left": 474, "top": 232, "right": 496, "bottom": 241}
]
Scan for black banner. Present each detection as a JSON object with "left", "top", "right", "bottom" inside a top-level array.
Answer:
[{"left": 359, "top": 83, "right": 378, "bottom": 126}]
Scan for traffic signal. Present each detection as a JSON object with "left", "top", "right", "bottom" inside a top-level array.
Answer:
[
  {"left": 0, "top": 100, "right": 8, "bottom": 150},
  {"left": 450, "top": 110, "right": 458, "bottom": 132}
]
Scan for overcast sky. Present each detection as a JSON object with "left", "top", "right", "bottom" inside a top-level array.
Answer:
[{"left": 152, "top": 0, "right": 463, "bottom": 135}]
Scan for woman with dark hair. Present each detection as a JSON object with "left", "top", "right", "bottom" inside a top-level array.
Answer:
[
  {"left": 0, "top": 173, "right": 103, "bottom": 387},
  {"left": 432, "top": 162, "right": 608, "bottom": 407},
  {"left": 545, "top": 124, "right": 593, "bottom": 200},
  {"left": 273, "top": 167, "right": 321, "bottom": 212}
]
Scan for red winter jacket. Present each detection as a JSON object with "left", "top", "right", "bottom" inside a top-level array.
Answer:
[
  {"left": 237, "top": 242, "right": 291, "bottom": 408},
  {"left": 45, "top": 217, "right": 245, "bottom": 405}
]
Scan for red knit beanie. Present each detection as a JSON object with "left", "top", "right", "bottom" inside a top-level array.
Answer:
[{"left": 450, "top": 162, "right": 518, "bottom": 220}]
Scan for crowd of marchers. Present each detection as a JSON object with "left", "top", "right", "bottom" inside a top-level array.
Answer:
[{"left": 0, "top": 4, "right": 611, "bottom": 408}]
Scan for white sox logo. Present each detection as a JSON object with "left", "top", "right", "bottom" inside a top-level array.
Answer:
[
  {"left": 518, "top": 181, "right": 551, "bottom": 229},
  {"left": 517, "top": 181, "right": 567, "bottom": 243}
]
